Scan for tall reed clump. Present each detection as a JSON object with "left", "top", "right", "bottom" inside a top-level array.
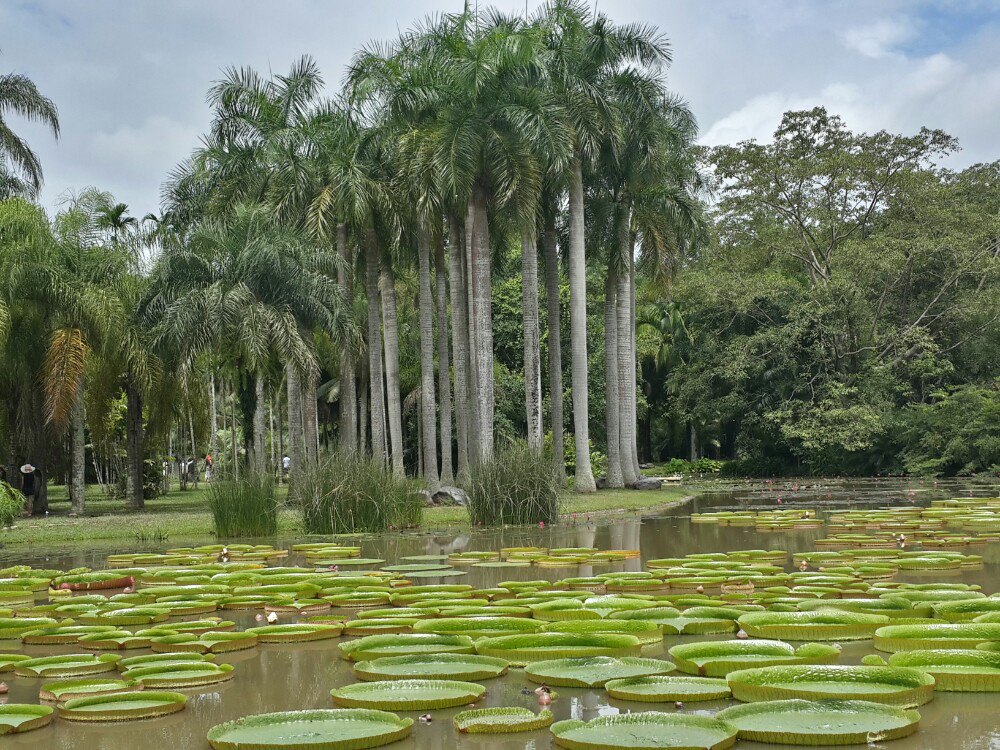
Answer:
[
  {"left": 468, "top": 442, "right": 560, "bottom": 526},
  {"left": 295, "top": 452, "right": 423, "bottom": 534},
  {"left": 208, "top": 474, "right": 278, "bottom": 537}
]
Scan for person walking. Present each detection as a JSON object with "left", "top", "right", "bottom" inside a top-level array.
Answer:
[
  {"left": 19, "top": 463, "right": 36, "bottom": 515},
  {"left": 204, "top": 454, "right": 214, "bottom": 483},
  {"left": 281, "top": 454, "right": 291, "bottom": 481}
]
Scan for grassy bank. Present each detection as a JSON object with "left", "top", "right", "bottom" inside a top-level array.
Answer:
[{"left": 0, "top": 482, "right": 692, "bottom": 548}]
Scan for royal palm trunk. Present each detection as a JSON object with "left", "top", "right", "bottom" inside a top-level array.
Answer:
[
  {"left": 542, "top": 214, "right": 567, "bottom": 485},
  {"left": 468, "top": 183, "right": 494, "bottom": 462},
  {"left": 70, "top": 384, "right": 85, "bottom": 513},
  {"left": 447, "top": 214, "right": 471, "bottom": 483},
  {"left": 417, "top": 222, "right": 439, "bottom": 487},
  {"left": 435, "top": 235, "right": 454, "bottom": 485},
  {"left": 568, "top": 156, "right": 596, "bottom": 492},
  {"left": 364, "top": 228, "right": 387, "bottom": 464},
  {"left": 521, "top": 224, "right": 543, "bottom": 449},
  {"left": 604, "top": 266, "right": 624, "bottom": 488},
  {"left": 337, "top": 223, "right": 357, "bottom": 453},
  {"left": 125, "top": 380, "right": 145, "bottom": 510},
  {"left": 380, "top": 264, "right": 405, "bottom": 478}
]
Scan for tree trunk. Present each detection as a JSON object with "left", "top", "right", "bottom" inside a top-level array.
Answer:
[
  {"left": 435, "top": 233, "right": 454, "bottom": 485},
  {"left": 448, "top": 214, "right": 471, "bottom": 483},
  {"left": 286, "top": 363, "right": 302, "bottom": 476},
  {"left": 336, "top": 223, "right": 357, "bottom": 453},
  {"left": 70, "top": 383, "right": 85, "bottom": 514},
  {"left": 542, "top": 212, "right": 567, "bottom": 485},
  {"left": 268, "top": 396, "right": 275, "bottom": 476},
  {"left": 209, "top": 371, "right": 217, "bottom": 461},
  {"left": 521, "top": 224, "right": 543, "bottom": 449},
  {"left": 125, "top": 380, "right": 145, "bottom": 510},
  {"left": 364, "top": 228, "right": 387, "bottom": 464},
  {"left": 616, "top": 210, "right": 638, "bottom": 486},
  {"left": 417, "top": 222, "right": 439, "bottom": 488},
  {"left": 628, "top": 249, "right": 641, "bottom": 478},
  {"left": 689, "top": 423, "right": 698, "bottom": 461},
  {"left": 463, "top": 202, "right": 481, "bottom": 466},
  {"left": 253, "top": 371, "right": 266, "bottom": 472},
  {"left": 380, "top": 263, "right": 405, "bottom": 477},
  {"left": 358, "top": 361, "right": 369, "bottom": 456},
  {"left": 468, "top": 183, "right": 494, "bottom": 462},
  {"left": 302, "top": 367, "right": 319, "bottom": 464},
  {"left": 568, "top": 156, "right": 595, "bottom": 492},
  {"left": 604, "top": 266, "right": 624, "bottom": 487}
]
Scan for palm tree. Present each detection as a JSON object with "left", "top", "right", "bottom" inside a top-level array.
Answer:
[
  {"left": 536, "top": 0, "right": 671, "bottom": 491},
  {"left": 0, "top": 71, "right": 59, "bottom": 199}
]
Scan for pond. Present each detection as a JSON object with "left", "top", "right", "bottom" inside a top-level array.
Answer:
[{"left": 1, "top": 476, "right": 998, "bottom": 749}]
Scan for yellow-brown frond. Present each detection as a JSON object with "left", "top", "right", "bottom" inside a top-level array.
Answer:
[{"left": 42, "top": 327, "right": 90, "bottom": 428}]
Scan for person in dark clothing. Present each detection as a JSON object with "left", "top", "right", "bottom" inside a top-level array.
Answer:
[{"left": 19, "top": 463, "right": 36, "bottom": 515}]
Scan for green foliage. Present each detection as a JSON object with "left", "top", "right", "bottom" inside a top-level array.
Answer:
[
  {"left": 468, "top": 442, "right": 559, "bottom": 527},
  {"left": 111, "top": 459, "right": 162, "bottom": 502},
  {"left": 208, "top": 474, "right": 278, "bottom": 538},
  {"left": 555, "top": 434, "right": 608, "bottom": 478},
  {"left": 897, "top": 385, "right": 1000, "bottom": 476},
  {"left": 295, "top": 452, "right": 422, "bottom": 534},
  {"left": 0, "top": 482, "right": 24, "bottom": 527},
  {"left": 660, "top": 458, "right": 724, "bottom": 475}
]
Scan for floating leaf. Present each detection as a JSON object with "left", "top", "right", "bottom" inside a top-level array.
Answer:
[
  {"left": 207, "top": 709, "right": 413, "bottom": 749},
  {"left": 454, "top": 707, "right": 553, "bottom": 734},
  {"left": 331, "top": 679, "right": 484, "bottom": 710}
]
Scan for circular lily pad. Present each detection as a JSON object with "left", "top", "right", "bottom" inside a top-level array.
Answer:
[
  {"left": 454, "top": 707, "right": 553, "bottom": 734},
  {"left": 339, "top": 634, "right": 475, "bottom": 661},
  {"left": 0, "top": 705, "right": 54, "bottom": 735},
  {"left": 716, "top": 699, "right": 920, "bottom": 745},
  {"left": 39, "top": 677, "right": 139, "bottom": 702},
  {"left": 888, "top": 649, "right": 1000, "bottom": 692},
  {"left": 331, "top": 679, "right": 484, "bottom": 710},
  {"left": 726, "top": 665, "right": 935, "bottom": 707},
  {"left": 207, "top": 708, "right": 413, "bottom": 749},
  {"left": 413, "top": 616, "right": 541, "bottom": 639},
  {"left": 874, "top": 623, "right": 1000, "bottom": 652},
  {"left": 353, "top": 653, "right": 508, "bottom": 681},
  {"left": 15, "top": 653, "right": 121, "bottom": 677},
  {"left": 669, "top": 640, "right": 841, "bottom": 677},
  {"left": 474, "top": 633, "right": 642, "bottom": 666},
  {"left": 0, "top": 653, "right": 31, "bottom": 671},
  {"left": 118, "top": 652, "right": 215, "bottom": 669},
  {"left": 737, "top": 612, "right": 889, "bottom": 641},
  {"left": 58, "top": 691, "right": 187, "bottom": 721},
  {"left": 605, "top": 675, "right": 732, "bottom": 702},
  {"left": 152, "top": 630, "right": 258, "bottom": 653},
  {"left": 550, "top": 712, "right": 737, "bottom": 750},
  {"left": 22, "top": 625, "right": 120, "bottom": 645},
  {"left": 247, "top": 623, "right": 343, "bottom": 643},
  {"left": 525, "top": 656, "right": 675, "bottom": 688},
  {"left": 122, "top": 661, "right": 234, "bottom": 688}
]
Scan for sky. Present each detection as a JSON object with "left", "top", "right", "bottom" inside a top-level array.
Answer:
[{"left": 3, "top": 0, "right": 999, "bottom": 219}]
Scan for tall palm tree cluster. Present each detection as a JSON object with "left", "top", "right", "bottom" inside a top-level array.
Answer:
[{"left": 1, "top": 1, "right": 704, "bottom": 515}]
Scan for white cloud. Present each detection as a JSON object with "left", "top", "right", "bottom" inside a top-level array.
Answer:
[{"left": 841, "top": 17, "right": 915, "bottom": 58}]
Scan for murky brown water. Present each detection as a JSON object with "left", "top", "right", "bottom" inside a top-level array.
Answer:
[{"left": 2, "top": 478, "right": 999, "bottom": 749}]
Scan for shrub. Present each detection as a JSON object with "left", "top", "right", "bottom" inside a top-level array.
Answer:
[
  {"left": 295, "top": 452, "right": 423, "bottom": 534},
  {"left": 111, "top": 459, "right": 163, "bottom": 502},
  {"left": 468, "top": 442, "right": 559, "bottom": 527},
  {"left": 0, "top": 482, "right": 24, "bottom": 527},
  {"left": 208, "top": 473, "right": 278, "bottom": 538}
]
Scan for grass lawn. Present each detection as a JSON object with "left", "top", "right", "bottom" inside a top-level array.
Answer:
[{"left": 2, "top": 481, "right": 693, "bottom": 548}]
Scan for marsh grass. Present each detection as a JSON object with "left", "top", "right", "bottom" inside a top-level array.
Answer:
[
  {"left": 208, "top": 474, "right": 278, "bottom": 537},
  {"left": 468, "top": 442, "right": 559, "bottom": 526},
  {"left": 295, "top": 452, "right": 422, "bottom": 534}
]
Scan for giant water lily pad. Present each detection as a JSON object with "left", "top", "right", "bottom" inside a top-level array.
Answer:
[
  {"left": 888, "top": 649, "right": 1000, "bottom": 691},
  {"left": 716, "top": 699, "right": 920, "bottom": 745},
  {"left": 151, "top": 630, "right": 258, "bottom": 653},
  {"left": 122, "top": 661, "right": 234, "bottom": 687},
  {"left": 339, "top": 634, "right": 475, "bottom": 661},
  {"left": 454, "top": 707, "right": 553, "bottom": 734},
  {"left": 475, "top": 633, "right": 642, "bottom": 666},
  {"left": 39, "top": 677, "right": 139, "bottom": 702},
  {"left": 726, "top": 664, "right": 935, "bottom": 707},
  {"left": 737, "top": 611, "right": 889, "bottom": 641},
  {"left": 247, "top": 623, "right": 343, "bottom": 643},
  {"left": 58, "top": 690, "right": 186, "bottom": 721},
  {"left": 0, "top": 653, "right": 31, "bottom": 671},
  {"left": 874, "top": 623, "right": 1000, "bottom": 652},
  {"left": 118, "top": 652, "right": 216, "bottom": 669},
  {"left": 207, "top": 709, "right": 413, "bottom": 749},
  {"left": 15, "top": 653, "right": 121, "bottom": 677},
  {"left": 0, "top": 705, "right": 54, "bottom": 735},
  {"left": 550, "top": 712, "right": 737, "bottom": 750},
  {"left": 542, "top": 619, "right": 664, "bottom": 645},
  {"left": 605, "top": 675, "right": 732, "bottom": 702},
  {"left": 669, "top": 640, "right": 841, "bottom": 677},
  {"left": 331, "top": 679, "right": 484, "bottom": 710},
  {"left": 525, "top": 656, "right": 674, "bottom": 688},
  {"left": 412, "top": 616, "right": 541, "bottom": 638},
  {"left": 353, "top": 653, "right": 508, "bottom": 681},
  {"left": 22, "top": 625, "right": 119, "bottom": 645}
]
